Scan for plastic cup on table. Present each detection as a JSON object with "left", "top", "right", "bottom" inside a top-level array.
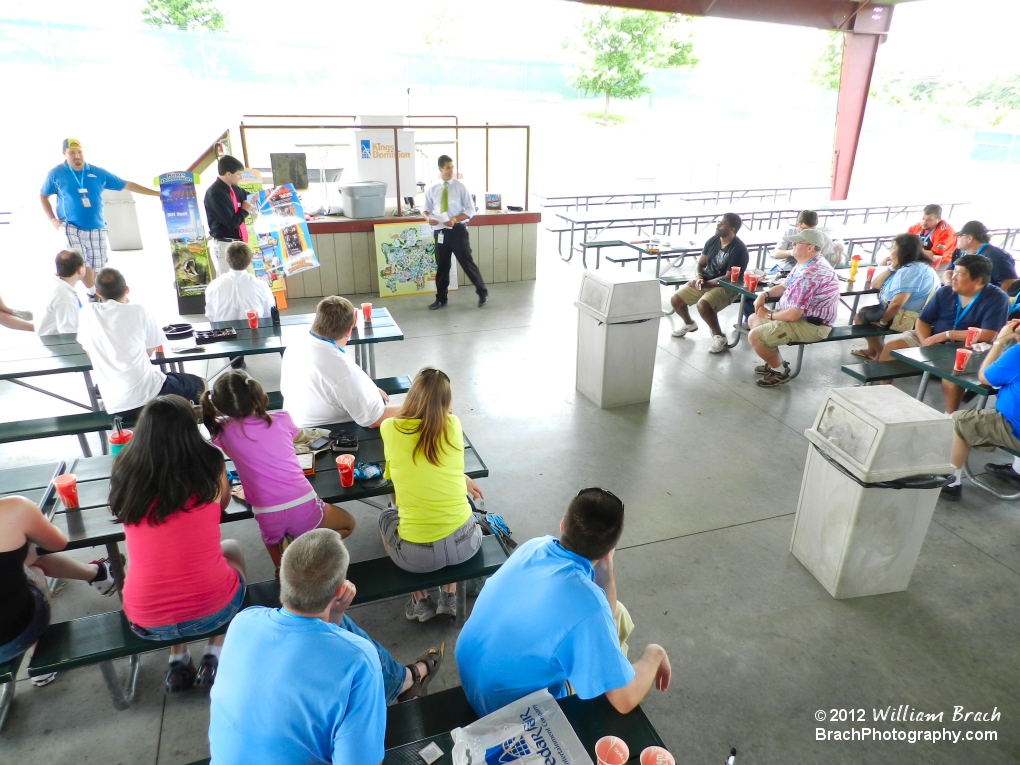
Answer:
[
  {"left": 361, "top": 302, "right": 373, "bottom": 322},
  {"left": 639, "top": 747, "right": 676, "bottom": 765},
  {"left": 109, "top": 429, "right": 133, "bottom": 456},
  {"left": 595, "top": 737, "right": 629, "bottom": 765},
  {"left": 53, "top": 474, "right": 79, "bottom": 509},
  {"left": 954, "top": 347, "right": 972, "bottom": 373},
  {"left": 246, "top": 309, "right": 259, "bottom": 329},
  {"left": 336, "top": 454, "right": 356, "bottom": 488},
  {"left": 746, "top": 274, "right": 760, "bottom": 291},
  {"left": 866, "top": 266, "right": 876, "bottom": 284},
  {"left": 730, "top": 266, "right": 740, "bottom": 283},
  {"left": 965, "top": 327, "right": 980, "bottom": 348}
]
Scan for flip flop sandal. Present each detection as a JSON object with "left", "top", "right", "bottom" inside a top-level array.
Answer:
[
  {"left": 396, "top": 642, "right": 445, "bottom": 702},
  {"left": 849, "top": 349, "right": 877, "bottom": 360}
]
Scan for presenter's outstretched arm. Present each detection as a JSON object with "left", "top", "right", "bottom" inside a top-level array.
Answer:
[{"left": 124, "top": 181, "right": 161, "bottom": 197}]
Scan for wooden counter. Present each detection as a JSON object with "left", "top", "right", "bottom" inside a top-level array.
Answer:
[{"left": 285, "top": 211, "right": 541, "bottom": 299}]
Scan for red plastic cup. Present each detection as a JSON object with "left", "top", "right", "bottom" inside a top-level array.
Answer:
[
  {"left": 361, "top": 302, "right": 373, "bottom": 322},
  {"left": 866, "top": 266, "right": 876, "bottom": 283},
  {"left": 595, "top": 737, "right": 629, "bottom": 765},
  {"left": 639, "top": 747, "right": 676, "bottom": 765},
  {"left": 965, "top": 327, "right": 980, "bottom": 347},
  {"left": 730, "top": 266, "right": 740, "bottom": 282},
  {"left": 954, "top": 347, "right": 972, "bottom": 372},
  {"left": 336, "top": 454, "right": 356, "bottom": 487},
  {"left": 109, "top": 429, "right": 133, "bottom": 456},
  {"left": 246, "top": 309, "right": 258, "bottom": 329},
  {"left": 53, "top": 474, "right": 79, "bottom": 509},
  {"left": 746, "top": 274, "right": 760, "bottom": 291}
]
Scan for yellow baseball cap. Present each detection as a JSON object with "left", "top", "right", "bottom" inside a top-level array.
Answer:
[{"left": 62, "top": 138, "right": 82, "bottom": 151}]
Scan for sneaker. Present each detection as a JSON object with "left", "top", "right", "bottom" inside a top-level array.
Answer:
[
  {"left": 940, "top": 483, "right": 962, "bottom": 501},
  {"left": 754, "top": 360, "right": 789, "bottom": 376},
  {"left": 984, "top": 462, "right": 1020, "bottom": 486},
  {"left": 31, "top": 672, "right": 57, "bottom": 687},
  {"left": 11, "top": 309, "right": 32, "bottom": 321},
  {"left": 757, "top": 366, "right": 792, "bottom": 388},
  {"left": 165, "top": 656, "right": 197, "bottom": 693},
  {"left": 229, "top": 356, "right": 246, "bottom": 370},
  {"left": 478, "top": 293, "right": 487, "bottom": 308},
  {"left": 670, "top": 321, "right": 698, "bottom": 338},
  {"left": 87, "top": 558, "right": 118, "bottom": 597},
  {"left": 427, "top": 300, "right": 447, "bottom": 311},
  {"left": 436, "top": 590, "right": 457, "bottom": 619},
  {"left": 194, "top": 654, "right": 218, "bottom": 689},
  {"left": 709, "top": 335, "right": 728, "bottom": 354},
  {"left": 405, "top": 595, "right": 437, "bottom": 622}
]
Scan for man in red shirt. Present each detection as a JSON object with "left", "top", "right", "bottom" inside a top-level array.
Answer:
[{"left": 907, "top": 204, "right": 957, "bottom": 264}]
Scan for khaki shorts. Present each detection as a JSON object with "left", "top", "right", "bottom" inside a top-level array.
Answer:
[
  {"left": 889, "top": 330, "right": 922, "bottom": 348},
  {"left": 752, "top": 319, "right": 832, "bottom": 350},
  {"left": 674, "top": 283, "right": 736, "bottom": 313},
  {"left": 952, "top": 409, "right": 1020, "bottom": 453}
]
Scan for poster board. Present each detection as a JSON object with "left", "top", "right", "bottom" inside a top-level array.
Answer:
[
  {"left": 250, "top": 184, "right": 319, "bottom": 278},
  {"left": 374, "top": 222, "right": 457, "bottom": 297},
  {"left": 157, "top": 171, "right": 211, "bottom": 314},
  {"left": 238, "top": 169, "right": 284, "bottom": 292}
]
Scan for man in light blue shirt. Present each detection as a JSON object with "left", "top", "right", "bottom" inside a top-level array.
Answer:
[
  {"left": 422, "top": 155, "right": 488, "bottom": 309},
  {"left": 39, "top": 138, "right": 159, "bottom": 299},
  {"left": 456, "top": 488, "right": 671, "bottom": 717},
  {"left": 209, "top": 530, "right": 440, "bottom": 764}
]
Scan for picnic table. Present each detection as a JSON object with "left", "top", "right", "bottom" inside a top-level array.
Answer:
[
  {"left": 890, "top": 343, "right": 993, "bottom": 407},
  {"left": 537, "top": 183, "right": 829, "bottom": 211}
]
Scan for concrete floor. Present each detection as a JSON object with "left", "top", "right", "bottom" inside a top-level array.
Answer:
[{"left": 0, "top": 232, "right": 1018, "bottom": 765}]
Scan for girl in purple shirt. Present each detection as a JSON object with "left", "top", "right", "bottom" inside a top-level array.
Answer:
[{"left": 202, "top": 371, "right": 356, "bottom": 573}]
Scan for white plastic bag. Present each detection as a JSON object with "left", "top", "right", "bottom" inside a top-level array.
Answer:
[{"left": 451, "top": 689, "right": 594, "bottom": 765}]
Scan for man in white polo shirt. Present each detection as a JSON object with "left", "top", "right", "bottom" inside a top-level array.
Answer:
[
  {"left": 36, "top": 249, "right": 86, "bottom": 336},
  {"left": 78, "top": 268, "right": 206, "bottom": 421},
  {"left": 205, "top": 242, "right": 275, "bottom": 321},
  {"left": 280, "top": 296, "right": 400, "bottom": 428}
]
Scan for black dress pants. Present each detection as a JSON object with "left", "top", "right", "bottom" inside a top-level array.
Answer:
[{"left": 434, "top": 224, "right": 487, "bottom": 302}]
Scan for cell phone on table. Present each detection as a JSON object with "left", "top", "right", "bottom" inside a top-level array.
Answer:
[
  {"left": 308, "top": 436, "right": 331, "bottom": 450},
  {"left": 171, "top": 345, "right": 206, "bottom": 354}
]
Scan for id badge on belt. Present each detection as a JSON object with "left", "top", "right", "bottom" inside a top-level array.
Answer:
[
  {"left": 437, "top": 232, "right": 444, "bottom": 244},
  {"left": 78, "top": 187, "right": 91, "bottom": 208}
]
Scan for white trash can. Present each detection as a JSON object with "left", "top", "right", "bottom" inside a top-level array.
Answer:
[
  {"left": 791, "top": 386, "right": 954, "bottom": 599},
  {"left": 102, "top": 189, "right": 143, "bottom": 250},
  {"left": 574, "top": 269, "right": 661, "bottom": 408}
]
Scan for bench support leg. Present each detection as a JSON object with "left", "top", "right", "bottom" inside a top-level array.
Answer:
[
  {"left": 963, "top": 455, "right": 1020, "bottom": 501},
  {"left": 0, "top": 680, "right": 15, "bottom": 733},
  {"left": 456, "top": 584, "right": 467, "bottom": 627},
  {"left": 788, "top": 345, "right": 806, "bottom": 380},
  {"left": 916, "top": 372, "right": 930, "bottom": 401},
  {"left": 100, "top": 655, "right": 140, "bottom": 710},
  {"left": 77, "top": 434, "right": 93, "bottom": 458}
]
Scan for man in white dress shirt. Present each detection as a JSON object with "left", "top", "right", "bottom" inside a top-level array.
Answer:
[
  {"left": 204, "top": 242, "right": 276, "bottom": 322},
  {"left": 36, "top": 249, "right": 85, "bottom": 336},
  {"left": 422, "top": 155, "right": 488, "bottom": 309}
]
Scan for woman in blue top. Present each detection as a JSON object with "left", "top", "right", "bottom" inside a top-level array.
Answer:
[{"left": 852, "top": 234, "right": 939, "bottom": 361}]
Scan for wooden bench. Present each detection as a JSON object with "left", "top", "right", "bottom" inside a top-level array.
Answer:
[
  {"left": 784, "top": 324, "right": 895, "bottom": 379},
  {"left": 0, "top": 377, "right": 411, "bottom": 459},
  {"left": 840, "top": 360, "right": 923, "bottom": 384},
  {"left": 24, "top": 536, "right": 510, "bottom": 710}
]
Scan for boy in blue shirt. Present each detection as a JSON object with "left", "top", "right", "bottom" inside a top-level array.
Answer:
[
  {"left": 456, "top": 488, "right": 670, "bottom": 717},
  {"left": 943, "top": 319, "right": 1020, "bottom": 500},
  {"left": 39, "top": 138, "right": 159, "bottom": 300}
]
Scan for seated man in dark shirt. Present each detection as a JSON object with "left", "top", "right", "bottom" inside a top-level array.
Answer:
[
  {"left": 945, "top": 221, "right": 1016, "bottom": 292},
  {"left": 669, "top": 213, "right": 750, "bottom": 354},
  {"left": 881, "top": 254, "right": 1009, "bottom": 414}
]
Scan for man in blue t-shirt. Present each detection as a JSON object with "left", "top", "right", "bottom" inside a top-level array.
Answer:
[
  {"left": 456, "top": 488, "right": 670, "bottom": 717},
  {"left": 880, "top": 254, "right": 1009, "bottom": 413},
  {"left": 945, "top": 220, "right": 1017, "bottom": 292},
  {"left": 209, "top": 530, "right": 441, "bottom": 765},
  {"left": 942, "top": 319, "right": 1020, "bottom": 500},
  {"left": 39, "top": 138, "right": 160, "bottom": 300}
]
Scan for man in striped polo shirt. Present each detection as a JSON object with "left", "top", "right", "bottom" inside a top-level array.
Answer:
[{"left": 747, "top": 229, "right": 841, "bottom": 388}]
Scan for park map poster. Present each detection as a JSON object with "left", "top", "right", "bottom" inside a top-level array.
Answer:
[
  {"left": 374, "top": 222, "right": 457, "bottom": 297},
  {"left": 251, "top": 183, "right": 319, "bottom": 278},
  {"left": 157, "top": 172, "right": 212, "bottom": 299},
  {"left": 238, "top": 169, "right": 284, "bottom": 292}
]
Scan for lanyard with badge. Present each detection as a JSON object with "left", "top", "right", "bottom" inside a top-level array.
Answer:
[
  {"left": 72, "top": 164, "right": 91, "bottom": 208},
  {"left": 310, "top": 331, "right": 345, "bottom": 354}
]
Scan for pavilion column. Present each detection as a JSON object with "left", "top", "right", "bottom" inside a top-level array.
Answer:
[{"left": 829, "top": 4, "right": 894, "bottom": 201}]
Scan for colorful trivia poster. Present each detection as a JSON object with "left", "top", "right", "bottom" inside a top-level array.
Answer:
[
  {"left": 238, "top": 169, "right": 284, "bottom": 292},
  {"left": 251, "top": 183, "right": 319, "bottom": 278},
  {"left": 374, "top": 222, "right": 457, "bottom": 297},
  {"left": 157, "top": 172, "right": 212, "bottom": 300}
]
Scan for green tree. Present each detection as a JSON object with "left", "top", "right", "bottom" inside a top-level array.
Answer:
[
  {"left": 571, "top": 8, "right": 697, "bottom": 122},
  {"left": 142, "top": 0, "right": 225, "bottom": 31},
  {"left": 811, "top": 30, "right": 843, "bottom": 91}
]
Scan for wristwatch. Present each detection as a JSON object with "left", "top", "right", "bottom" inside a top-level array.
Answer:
[{"left": 878, "top": 319, "right": 892, "bottom": 329}]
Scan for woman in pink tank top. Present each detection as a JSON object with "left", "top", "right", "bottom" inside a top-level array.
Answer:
[{"left": 110, "top": 395, "right": 247, "bottom": 694}]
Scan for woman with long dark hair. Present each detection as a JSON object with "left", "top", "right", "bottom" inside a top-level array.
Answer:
[
  {"left": 110, "top": 395, "right": 246, "bottom": 693},
  {"left": 379, "top": 367, "right": 483, "bottom": 624}
]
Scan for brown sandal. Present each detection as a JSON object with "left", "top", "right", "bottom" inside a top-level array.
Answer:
[
  {"left": 849, "top": 349, "right": 877, "bottom": 360},
  {"left": 396, "top": 642, "right": 444, "bottom": 702}
]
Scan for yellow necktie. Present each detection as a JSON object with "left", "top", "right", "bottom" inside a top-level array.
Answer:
[{"left": 441, "top": 182, "right": 448, "bottom": 214}]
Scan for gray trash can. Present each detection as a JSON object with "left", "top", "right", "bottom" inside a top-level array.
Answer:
[
  {"left": 102, "top": 189, "right": 143, "bottom": 250},
  {"left": 340, "top": 181, "right": 387, "bottom": 219}
]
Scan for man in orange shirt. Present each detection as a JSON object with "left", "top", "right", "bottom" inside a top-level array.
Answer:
[{"left": 908, "top": 204, "right": 957, "bottom": 264}]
